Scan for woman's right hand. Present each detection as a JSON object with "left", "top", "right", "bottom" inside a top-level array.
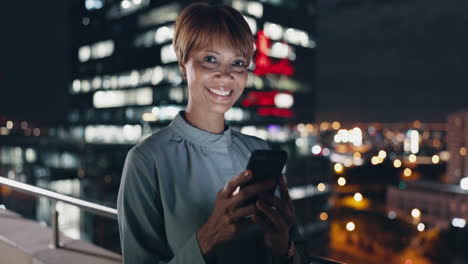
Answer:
[{"left": 196, "top": 170, "right": 276, "bottom": 255}]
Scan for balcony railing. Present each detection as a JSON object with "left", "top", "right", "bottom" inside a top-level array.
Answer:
[{"left": 0, "top": 176, "right": 345, "bottom": 264}]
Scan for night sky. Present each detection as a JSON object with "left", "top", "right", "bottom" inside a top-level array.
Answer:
[
  {"left": 316, "top": 0, "right": 468, "bottom": 122},
  {"left": 0, "top": 0, "right": 467, "bottom": 124}
]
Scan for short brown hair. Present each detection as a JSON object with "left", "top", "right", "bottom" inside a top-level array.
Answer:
[{"left": 173, "top": 2, "right": 254, "bottom": 65}]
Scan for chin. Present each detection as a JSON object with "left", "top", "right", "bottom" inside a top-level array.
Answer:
[{"left": 209, "top": 104, "right": 233, "bottom": 116}]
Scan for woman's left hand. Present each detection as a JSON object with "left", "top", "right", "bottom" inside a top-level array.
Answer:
[{"left": 252, "top": 175, "right": 296, "bottom": 256}]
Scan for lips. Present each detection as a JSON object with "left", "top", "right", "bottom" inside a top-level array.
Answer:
[{"left": 205, "top": 87, "right": 233, "bottom": 97}]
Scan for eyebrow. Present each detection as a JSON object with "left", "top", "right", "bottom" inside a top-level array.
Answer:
[{"left": 203, "top": 50, "right": 245, "bottom": 58}]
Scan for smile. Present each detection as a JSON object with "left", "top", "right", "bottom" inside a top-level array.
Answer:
[{"left": 206, "top": 87, "right": 232, "bottom": 96}]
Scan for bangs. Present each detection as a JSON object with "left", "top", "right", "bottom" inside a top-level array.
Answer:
[
  {"left": 189, "top": 11, "right": 253, "bottom": 60},
  {"left": 174, "top": 3, "right": 254, "bottom": 64}
]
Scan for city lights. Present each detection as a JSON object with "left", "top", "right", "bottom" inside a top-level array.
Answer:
[
  {"left": 403, "top": 168, "right": 412, "bottom": 177},
  {"left": 320, "top": 122, "right": 330, "bottom": 131},
  {"left": 353, "top": 192, "right": 363, "bottom": 202},
  {"left": 451, "top": 218, "right": 466, "bottom": 228},
  {"left": 142, "top": 113, "right": 158, "bottom": 122},
  {"left": 408, "top": 154, "right": 417, "bottom": 163},
  {"left": 393, "top": 159, "right": 402, "bottom": 168},
  {"left": 346, "top": 222, "right": 355, "bottom": 231},
  {"left": 431, "top": 155, "right": 440, "bottom": 164},
  {"left": 337, "top": 177, "right": 346, "bottom": 186},
  {"left": 161, "top": 44, "right": 177, "bottom": 63},
  {"left": 460, "top": 147, "right": 467, "bottom": 156},
  {"left": 274, "top": 93, "right": 294, "bottom": 108},
  {"left": 409, "top": 130, "right": 420, "bottom": 154},
  {"left": 121, "top": 0, "right": 131, "bottom": 9},
  {"left": 343, "top": 159, "right": 352, "bottom": 167},
  {"left": 93, "top": 88, "right": 153, "bottom": 108},
  {"left": 460, "top": 177, "right": 468, "bottom": 190},
  {"left": 417, "top": 223, "right": 425, "bottom": 232},
  {"left": 319, "top": 212, "right": 328, "bottom": 221},
  {"left": 353, "top": 152, "right": 361, "bottom": 159},
  {"left": 331, "top": 121, "right": 341, "bottom": 130},
  {"left": 263, "top": 22, "right": 283, "bottom": 40},
  {"left": 378, "top": 150, "right": 387, "bottom": 159},
  {"left": 85, "top": 0, "right": 104, "bottom": 10},
  {"left": 411, "top": 208, "right": 421, "bottom": 218},
  {"left": 6, "top": 121, "right": 13, "bottom": 129},
  {"left": 388, "top": 211, "right": 396, "bottom": 219},
  {"left": 246, "top": 1, "right": 263, "bottom": 18},
  {"left": 317, "top": 183, "right": 326, "bottom": 192},
  {"left": 333, "top": 128, "right": 362, "bottom": 146},
  {"left": 371, "top": 156, "right": 380, "bottom": 165},
  {"left": 243, "top": 16, "right": 257, "bottom": 34},
  {"left": 311, "top": 145, "right": 322, "bottom": 155},
  {"left": 334, "top": 163, "right": 344, "bottom": 174}
]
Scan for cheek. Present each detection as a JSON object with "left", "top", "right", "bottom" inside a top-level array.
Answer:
[{"left": 234, "top": 73, "right": 248, "bottom": 90}]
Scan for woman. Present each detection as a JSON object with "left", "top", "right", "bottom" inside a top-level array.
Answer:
[{"left": 117, "top": 2, "right": 303, "bottom": 263}]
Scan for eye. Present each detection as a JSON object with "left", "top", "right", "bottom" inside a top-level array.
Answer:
[
  {"left": 232, "top": 60, "right": 246, "bottom": 68},
  {"left": 204, "top": 55, "right": 217, "bottom": 63}
]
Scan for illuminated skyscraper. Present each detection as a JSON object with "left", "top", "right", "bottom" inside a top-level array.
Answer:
[
  {"left": 69, "top": 0, "right": 317, "bottom": 144},
  {"left": 447, "top": 110, "right": 468, "bottom": 184}
]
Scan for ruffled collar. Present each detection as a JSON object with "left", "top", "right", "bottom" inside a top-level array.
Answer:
[{"left": 169, "top": 111, "right": 232, "bottom": 149}]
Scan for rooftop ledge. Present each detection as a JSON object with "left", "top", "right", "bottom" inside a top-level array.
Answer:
[{"left": 0, "top": 208, "right": 121, "bottom": 264}]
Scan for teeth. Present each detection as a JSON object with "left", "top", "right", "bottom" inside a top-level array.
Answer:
[{"left": 208, "top": 88, "right": 231, "bottom": 96}]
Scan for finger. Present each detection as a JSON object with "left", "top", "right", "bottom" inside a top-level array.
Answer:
[
  {"left": 221, "top": 170, "right": 252, "bottom": 198},
  {"left": 230, "top": 179, "right": 277, "bottom": 206},
  {"left": 258, "top": 194, "right": 294, "bottom": 225},
  {"left": 252, "top": 213, "right": 276, "bottom": 233},
  {"left": 230, "top": 204, "right": 257, "bottom": 222},
  {"left": 257, "top": 200, "right": 289, "bottom": 231}
]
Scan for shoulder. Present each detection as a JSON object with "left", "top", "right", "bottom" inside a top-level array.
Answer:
[
  {"left": 129, "top": 126, "right": 175, "bottom": 159},
  {"left": 231, "top": 129, "right": 271, "bottom": 150}
]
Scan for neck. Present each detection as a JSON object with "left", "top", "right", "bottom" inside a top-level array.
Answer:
[{"left": 184, "top": 107, "right": 225, "bottom": 134}]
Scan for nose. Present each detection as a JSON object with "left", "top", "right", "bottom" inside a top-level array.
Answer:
[{"left": 215, "top": 63, "right": 234, "bottom": 81}]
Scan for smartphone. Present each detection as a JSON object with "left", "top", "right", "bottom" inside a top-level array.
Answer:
[{"left": 240, "top": 150, "right": 288, "bottom": 205}]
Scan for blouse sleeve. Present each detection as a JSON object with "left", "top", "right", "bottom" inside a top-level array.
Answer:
[{"left": 117, "top": 147, "right": 207, "bottom": 264}]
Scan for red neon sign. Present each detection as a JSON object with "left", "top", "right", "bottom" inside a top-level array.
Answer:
[
  {"left": 253, "top": 30, "right": 295, "bottom": 76},
  {"left": 257, "top": 107, "right": 294, "bottom": 118}
]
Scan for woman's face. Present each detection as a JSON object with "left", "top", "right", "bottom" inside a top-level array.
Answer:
[{"left": 182, "top": 39, "right": 249, "bottom": 116}]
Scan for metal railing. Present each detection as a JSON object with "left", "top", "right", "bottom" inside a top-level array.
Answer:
[
  {"left": 0, "top": 176, "right": 117, "bottom": 248},
  {"left": 0, "top": 176, "right": 345, "bottom": 264}
]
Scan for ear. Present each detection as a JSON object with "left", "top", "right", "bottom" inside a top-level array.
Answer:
[{"left": 178, "top": 61, "right": 186, "bottom": 79}]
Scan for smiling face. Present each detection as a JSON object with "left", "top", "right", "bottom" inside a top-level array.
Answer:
[{"left": 182, "top": 39, "right": 249, "bottom": 116}]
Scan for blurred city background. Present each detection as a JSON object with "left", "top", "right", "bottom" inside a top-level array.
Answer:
[{"left": 1, "top": 0, "right": 467, "bottom": 263}]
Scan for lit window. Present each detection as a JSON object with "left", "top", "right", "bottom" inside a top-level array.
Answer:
[
  {"left": 93, "top": 87, "right": 153, "bottom": 108},
  {"left": 161, "top": 44, "right": 177, "bottom": 64},
  {"left": 246, "top": 1, "right": 263, "bottom": 18},
  {"left": 154, "top": 25, "right": 174, "bottom": 44},
  {"left": 72, "top": 80, "right": 81, "bottom": 93},
  {"left": 269, "top": 42, "right": 290, "bottom": 59},
  {"left": 284, "top": 28, "right": 312, "bottom": 48},
  {"left": 243, "top": 16, "right": 257, "bottom": 34},
  {"left": 138, "top": 3, "right": 180, "bottom": 27},
  {"left": 91, "top": 40, "right": 114, "bottom": 60},
  {"left": 274, "top": 93, "right": 294, "bottom": 108},
  {"left": 85, "top": 0, "right": 104, "bottom": 10},
  {"left": 78, "top": 46, "right": 91, "bottom": 62},
  {"left": 264, "top": 22, "right": 283, "bottom": 40}
]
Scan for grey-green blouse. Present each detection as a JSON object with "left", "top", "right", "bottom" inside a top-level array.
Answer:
[{"left": 117, "top": 111, "right": 300, "bottom": 264}]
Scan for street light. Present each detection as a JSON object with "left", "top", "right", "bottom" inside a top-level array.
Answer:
[
  {"left": 346, "top": 221, "right": 355, "bottom": 231},
  {"left": 411, "top": 208, "right": 421, "bottom": 218}
]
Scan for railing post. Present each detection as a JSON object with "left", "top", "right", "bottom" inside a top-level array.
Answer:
[{"left": 50, "top": 200, "right": 61, "bottom": 249}]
